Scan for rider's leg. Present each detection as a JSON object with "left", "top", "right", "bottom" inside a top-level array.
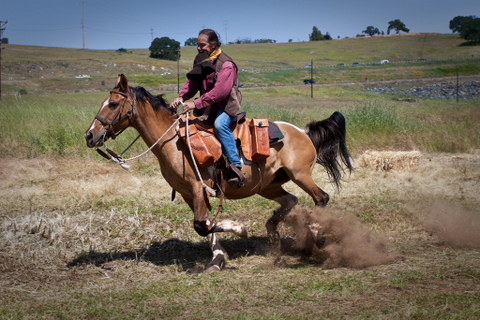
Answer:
[{"left": 214, "top": 109, "right": 245, "bottom": 187}]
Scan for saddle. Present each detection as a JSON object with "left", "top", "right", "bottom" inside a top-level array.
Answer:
[{"left": 177, "top": 112, "right": 283, "bottom": 168}]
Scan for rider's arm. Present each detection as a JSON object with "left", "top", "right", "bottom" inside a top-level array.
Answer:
[{"left": 193, "top": 61, "right": 236, "bottom": 110}]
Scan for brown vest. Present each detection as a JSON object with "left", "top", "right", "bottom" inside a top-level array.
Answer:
[{"left": 214, "top": 52, "right": 242, "bottom": 117}]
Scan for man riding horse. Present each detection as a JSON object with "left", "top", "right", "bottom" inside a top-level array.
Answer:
[{"left": 170, "top": 29, "right": 245, "bottom": 189}]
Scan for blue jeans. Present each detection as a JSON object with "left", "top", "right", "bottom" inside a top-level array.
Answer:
[{"left": 214, "top": 108, "right": 242, "bottom": 167}]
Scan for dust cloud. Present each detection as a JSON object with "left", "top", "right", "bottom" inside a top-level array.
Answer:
[
  {"left": 426, "top": 201, "right": 480, "bottom": 248},
  {"left": 282, "top": 207, "right": 402, "bottom": 269}
]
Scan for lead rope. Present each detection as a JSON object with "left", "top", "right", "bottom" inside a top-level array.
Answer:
[
  {"left": 99, "top": 113, "right": 185, "bottom": 170},
  {"left": 181, "top": 103, "right": 223, "bottom": 227},
  {"left": 99, "top": 103, "right": 217, "bottom": 198},
  {"left": 181, "top": 101, "right": 217, "bottom": 197}
]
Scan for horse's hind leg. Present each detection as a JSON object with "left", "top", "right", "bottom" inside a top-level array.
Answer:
[
  {"left": 286, "top": 170, "right": 329, "bottom": 207},
  {"left": 259, "top": 185, "right": 298, "bottom": 243}
]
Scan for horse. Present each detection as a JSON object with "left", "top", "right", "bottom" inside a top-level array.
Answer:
[{"left": 85, "top": 74, "right": 353, "bottom": 272}]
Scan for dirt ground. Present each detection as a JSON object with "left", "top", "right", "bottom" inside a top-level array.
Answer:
[{"left": 1, "top": 151, "right": 479, "bottom": 317}]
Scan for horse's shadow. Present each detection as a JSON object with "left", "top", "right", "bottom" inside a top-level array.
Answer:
[{"left": 67, "top": 236, "right": 273, "bottom": 271}]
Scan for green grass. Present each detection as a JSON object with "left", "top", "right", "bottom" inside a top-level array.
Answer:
[
  {"left": 1, "top": 86, "right": 479, "bottom": 159},
  {"left": 0, "top": 93, "right": 148, "bottom": 158}
]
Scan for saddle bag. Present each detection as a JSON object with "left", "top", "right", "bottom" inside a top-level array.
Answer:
[
  {"left": 178, "top": 115, "right": 222, "bottom": 168},
  {"left": 249, "top": 118, "right": 270, "bottom": 162}
]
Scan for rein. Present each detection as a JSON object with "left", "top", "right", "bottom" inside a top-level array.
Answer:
[
  {"left": 183, "top": 104, "right": 223, "bottom": 226},
  {"left": 96, "top": 98, "right": 217, "bottom": 197},
  {"left": 97, "top": 114, "right": 183, "bottom": 170},
  {"left": 182, "top": 102, "right": 217, "bottom": 197}
]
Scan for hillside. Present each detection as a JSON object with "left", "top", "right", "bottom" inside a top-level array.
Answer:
[{"left": 1, "top": 33, "right": 479, "bottom": 94}]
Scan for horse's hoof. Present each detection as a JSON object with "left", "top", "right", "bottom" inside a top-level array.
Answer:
[
  {"left": 268, "top": 231, "right": 280, "bottom": 245},
  {"left": 239, "top": 225, "right": 248, "bottom": 239},
  {"left": 205, "top": 254, "right": 226, "bottom": 273},
  {"left": 274, "top": 255, "right": 287, "bottom": 267},
  {"left": 204, "top": 264, "right": 221, "bottom": 274}
]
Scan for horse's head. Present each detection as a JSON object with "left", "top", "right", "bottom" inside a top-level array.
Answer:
[{"left": 85, "top": 74, "right": 136, "bottom": 148}]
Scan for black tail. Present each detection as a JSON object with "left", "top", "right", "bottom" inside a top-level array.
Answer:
[{"left": 305, "top": 111, "right": 353, "bottom": 190}]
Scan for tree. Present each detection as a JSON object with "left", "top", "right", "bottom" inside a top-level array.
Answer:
[
  {"left": 387, "top": 19, "right": 410, "bottom": 34},
  {"left": 149, "top": 37, "right": 180, "bottom": 61},
  {"left": 459, "top": 18, "right": 480, "bottom": 43},
  {"left": 449, "top": 16, "right": 476, "bottom": 33},
  {"left": 253, "top": 39, "right": 276, "bottom": 43},
  {"left": 449, "top": 15, "right": 480, "bottom": 43},
  {"left": 184, "top": 37, "right": 197, "bottom": 47},
  {"left": 309, "top": 26, "right": 324, "bottom": 41},
  {"left": 362, "top": 26, "right": 380, "bottom": 37}
]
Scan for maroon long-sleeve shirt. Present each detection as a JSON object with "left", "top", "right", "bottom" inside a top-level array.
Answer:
[{"left": 179, "top": 60, "right": 236, "bottom": 110}]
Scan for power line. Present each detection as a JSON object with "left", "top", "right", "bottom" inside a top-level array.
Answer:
[{"left": 8, "top": 27, "right": 80, "bottom": 32}]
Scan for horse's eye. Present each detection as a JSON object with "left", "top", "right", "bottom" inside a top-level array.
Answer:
[{"left": 109, "top": 101, "right": 119, "bottom": 109}]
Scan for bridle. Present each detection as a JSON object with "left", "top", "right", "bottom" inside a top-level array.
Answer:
[{"left": 94, "top": 89, "right": 137, "bottom": 140}]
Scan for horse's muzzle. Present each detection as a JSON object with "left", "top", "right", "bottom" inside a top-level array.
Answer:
[{"left": 85, "top": 130, "right": 105, "bottom": 148}]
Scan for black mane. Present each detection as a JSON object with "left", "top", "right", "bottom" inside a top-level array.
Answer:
[{"left": 129, "top": 86, "right": 177, "bottom": 114}]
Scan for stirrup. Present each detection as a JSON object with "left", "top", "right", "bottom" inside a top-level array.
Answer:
[{"left": 228, "top": 164, "right": 245, "bottom": 189}]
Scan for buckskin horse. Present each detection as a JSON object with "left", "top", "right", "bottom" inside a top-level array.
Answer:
[{"left": 85, "top": 74, "right": 353, "bottom": 272}]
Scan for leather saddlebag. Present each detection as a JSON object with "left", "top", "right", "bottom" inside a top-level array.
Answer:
[
  {"left": 249, "top": 118, "right": 270, "bottom": 162},
  {"left": 178, "top": 116, "right": 222, "bottom": 168}
]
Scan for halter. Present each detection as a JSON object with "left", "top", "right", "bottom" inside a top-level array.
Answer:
[{"left": 94, "top": 89, "right": 137, "bottom": 139}]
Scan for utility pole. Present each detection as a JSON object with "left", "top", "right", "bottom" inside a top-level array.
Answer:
[
  {"left": 177, "top": 48, "right": 180, "bottom": 94},
  {"left": 310, "top": 58, "right": 313, "bottom": 98},
  {"left": 456, "top": 67, "right": 459, "bottom": 103},
  {"left": 151, "top": 28, "right": 154, "bottom": 41},
  {"left": 0, "top": 21, "right": 7, "bottom": 100},
  {"left": 82, "top": 0, "right": 85, "bottom": 49}
]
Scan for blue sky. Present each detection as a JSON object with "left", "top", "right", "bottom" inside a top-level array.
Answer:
[{"left": 2, "top": 0, "right": 479, "bottom": 49}]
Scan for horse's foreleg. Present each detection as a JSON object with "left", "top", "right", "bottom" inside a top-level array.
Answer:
[
  {"left": 210, "top": 220, "right": 248, "bottom": 239},
  {"left": 202, "top": 220, "right": 247, "bottom": 273},
  {"left": 259, "top": 185, "right": 298, "bottom": 244},
  {"left": 205, "top": 233, "right": 228, "bottom": 273},
  {"left": 182, "top": 191, "right": 246, "bottom": 272}
]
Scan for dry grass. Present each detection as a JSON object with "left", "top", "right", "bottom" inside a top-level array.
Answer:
[
  {"left": 357, "top": 150, "right": 421, "bottom": 171},
  {"left": 1, "top": 150, "right": 479, "bottom": 318},
  {"left": 4, "top": 33, "right": 480, "bottom": 94}
]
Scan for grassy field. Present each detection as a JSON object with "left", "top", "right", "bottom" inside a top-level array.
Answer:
[
  {"left": 1, "top": 34, "right": 480, "bottom": 319},
  {"left": 1, "top": 86, "right": 479, "bottom": 158}
]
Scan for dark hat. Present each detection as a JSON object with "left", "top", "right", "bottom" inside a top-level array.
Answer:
[{"left": 187, "top": 52, "right": 215, "bottom": 80}]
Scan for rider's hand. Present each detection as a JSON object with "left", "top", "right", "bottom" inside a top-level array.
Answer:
[
  {"left": 182, "top": 101, "right": 195, "bottom": 113},
  {"left": 170, "top": 97, "right": 183, "bottom": 109}
]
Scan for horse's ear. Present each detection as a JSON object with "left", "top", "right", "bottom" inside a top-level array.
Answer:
[{"left": 114, "top": 74, "right": 128, "bottom": 92}]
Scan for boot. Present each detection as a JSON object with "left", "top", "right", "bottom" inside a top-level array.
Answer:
[{"left": 227, "top": 164, "right": 245, "bottom": 189}]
